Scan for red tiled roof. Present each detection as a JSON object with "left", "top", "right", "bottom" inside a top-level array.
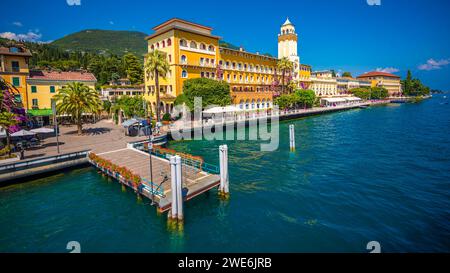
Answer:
[
  {"left": 0, "top": 46, "right": 32, "bottom": 57},
  {"left": 28, "top": 70, "right": 97, "bottom": 82},
  {"left": 357, "top": 71, "right": 400, "bottom": 79}
]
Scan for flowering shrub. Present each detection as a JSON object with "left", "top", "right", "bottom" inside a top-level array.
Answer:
[{"left": 88, "top": 152, "right": 142, "bottom": 188}]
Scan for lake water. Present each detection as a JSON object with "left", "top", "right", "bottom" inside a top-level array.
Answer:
[{"left": 1, "top": 95, "right": 449, "bottom": 252}]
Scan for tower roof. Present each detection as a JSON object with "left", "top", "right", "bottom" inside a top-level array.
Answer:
[{"left": 283, "top": 17, "right": 293, "bottom": 26}]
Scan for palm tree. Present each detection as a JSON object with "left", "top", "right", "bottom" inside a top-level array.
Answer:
[
  {"left": 277, "top": 57, "right": 294, "bottom": 94},
  {"left": 53, "top": 82, "right": 101, "bottom": 135},
  {"left": 144, "top": 50, "right": 170, "bottom": 122},
  {"left": 0, "top": 112, "right": 19, "bottom": 156}
]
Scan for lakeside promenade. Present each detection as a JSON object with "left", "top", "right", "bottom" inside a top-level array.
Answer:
[{"left": 1, "top": 100, "right": 390, "bottom": 165}]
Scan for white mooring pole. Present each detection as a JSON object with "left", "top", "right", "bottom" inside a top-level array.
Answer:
[
  {"left": 169, "top": 156, "right": 178, "bottom": 220},
  {"left": 219, "top": 145, "right": 229, "bottom": 197},
  {"left": 289, "top": 124, "right": 295, "bottom": 152},
  {"left": 175, "top": 155, "right": 183, "bottom": 221}
]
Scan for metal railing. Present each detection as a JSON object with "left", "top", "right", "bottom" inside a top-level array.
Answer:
[
  {"left": 0, "top": 150, "right": 90, "bottom": 175},
  {"left": 132, "top": 142, "right": 220, "bottom": 174}
]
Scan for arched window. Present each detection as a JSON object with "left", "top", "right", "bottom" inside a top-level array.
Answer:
[
  {"left": 181, "top": 70, "right": 188, "bottom": 78},
  {"left": 251, "top": 99, "right": 255, "bottom": 109},
  {"left": 151, "top": 44, "right": 154, "bottom": 50},
  {"left": 167, "top": 38, "right": 172, "bottom": 46},
  {"left": 190, "top": 41, "right": 197, "bottom": 48},
  {"left": 162, "top": 41, "right": 165, "bottom": 47},
  {"left": 208, "top": 45, "right": 215, "bottom": 52},
  {"left": 200, "top": 43, "right": 206, "bottom": 50},
  {"left": 180, "top": 39, "right": 187, "bottom": 47},
  {"left": 156, "top": 42, "right": 160, "bottom": 48},
  {"left": 245, "top": 99, "right": 250, "bottom": 109},
  {"left": 181, "top": 55, "right": 187, "bottom": 64}
]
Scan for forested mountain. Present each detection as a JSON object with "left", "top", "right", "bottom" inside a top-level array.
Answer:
[{"left": 51, "top": 29, "right": 148, "bottom": 57}]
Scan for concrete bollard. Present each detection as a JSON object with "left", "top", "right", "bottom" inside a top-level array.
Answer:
[
  {"left": 289, "top": 124, "right": 295, "bottom": 152},
  {"left": 175, "top": 155, "right": 183, "bottom": 221},
  {"left": 169, "top": 156, "right": 178, "bottom": 220},
  {"left": 219, "top": 145, "right": 230, "bottom": 198}
]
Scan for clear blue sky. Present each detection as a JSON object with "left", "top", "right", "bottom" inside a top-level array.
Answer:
[{"left": 1, "top": 0, "right": 449, "bottom": 90}]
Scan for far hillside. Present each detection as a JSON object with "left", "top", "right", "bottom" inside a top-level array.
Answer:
[{"left": 51, "top": 29, "right": 148, "bottom": 57}]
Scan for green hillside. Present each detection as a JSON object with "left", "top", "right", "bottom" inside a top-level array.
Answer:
[{"left": 51, "top": 29, "right": 148, "bottom": 57}]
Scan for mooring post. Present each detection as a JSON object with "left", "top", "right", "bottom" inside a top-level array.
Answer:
[
  {"left": 219, "top": 145, "right": 230, "bottom": 197},
  {"left": 169, "top": 156, "right": 178, "bottom": 220},
  {"left": 175, "top": 155, "right": 183, "bottom": 221},
  {"left": 289, "top": 124, "right": 295, "bottom": 152}
]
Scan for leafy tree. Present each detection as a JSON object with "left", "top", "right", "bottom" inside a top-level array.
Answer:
[
  {"left": 370, "top": 87, "right": 389, "bottom": 99},
  {"left": 0, "top": 112, "right": 19, "bottom": 156},
  {"left": 112, "top": 96, "right": 146, "bottom": 119},
  {"left": 401, "top": 70, "right": 430, "bottom": 97},
  {"left": 349, "top": 87, "right": 371, "bottom": 100},
  {"left": 175, "top": 78, "right": 232, "bottom": 110},
  {"left": 274, "top": 94, "right": 296, "bottom": 110},
  {"left": 342, "top": 72, "right": 352, "bottom": 78},
  {"left": 54, "top": 82, "right": 102, "bottom": 135},
  {"left": 145, "top": 50, "right": 170, "bottom": 122},
  {"left": 277, "top": 57, "right": 294, "bottom": 94},
  {"left": 122, "top": 53, "right": 144, "bottom": 84},
  {"left": 294, "top": 89, "right": 316, "bottom": 109},
  {"left": 103, "top": 100, "right": 112, "bottom": 117}
]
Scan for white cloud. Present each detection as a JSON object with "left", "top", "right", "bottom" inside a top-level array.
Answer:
[
  {"left": 66, "top": 0, "right": 81, "bottom": 6},
  {"left": 376, "top": 67, "right": 399, "bottom": 73},
  {"left": 418, "top": 58, "right": 450, "bottom": 71},
  {"left": 0, "top": 31, "right": 42, "bottom": 42},
  {"left": 12, "top": 22, "right": 23, "bottom": 27},
  {"left": 109, "top": 21, "right": 114, "bottom": 25}
]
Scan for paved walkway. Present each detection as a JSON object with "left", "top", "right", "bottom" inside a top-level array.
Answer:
[{"left": 23, "top": 119, "right": 149, "bottom": 160}]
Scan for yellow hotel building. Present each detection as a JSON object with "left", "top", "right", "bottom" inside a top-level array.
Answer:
[{"left": 144, "top": 18, "right": 293, "bottom": 114}]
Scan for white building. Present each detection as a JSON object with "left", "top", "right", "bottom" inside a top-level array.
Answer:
[
  {"left": 278, "top": 18, "right": 300, "bottom": 82},
  {"left": 310, "top": 70, "right": 338, "bottom": 97}
]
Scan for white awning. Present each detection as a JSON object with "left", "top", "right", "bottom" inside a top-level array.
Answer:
[
  {"left": 343, "top": 97, "right": 362, "bottom": 101},
  {"left": 11, "top": 130, "right": 37, "bottom": 137},
  {"left": 321, "top": 98, "right": 347, "bottom": 103},
  {"left": 203, "top": 106, "right": 242, "bottom": 114},
  {"left": 30, "top": 127, "right": 54, "bottom": 134}
]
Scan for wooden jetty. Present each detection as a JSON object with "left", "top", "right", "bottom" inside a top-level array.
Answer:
[{"left": 88, "top": 145, "right": 222, "bottom": 213}]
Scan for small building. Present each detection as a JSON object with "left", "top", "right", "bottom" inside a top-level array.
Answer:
[
  {"left": 299, "top": 64, "right": 312, "bottom": 89},
  {"left": 26, "top": 70, "right": 97, "bottom": 127},
  {"left": 320, "top": 96, "right": 362, "bottom": 107},
  {"left": 27, "top": 70, "right": 97, "bottom": 110},
  {"left": 357, "top": 71, "right": 402, "bottom": 97},
  {"left": 101, "top": 81, "right": 145, "bottom": 101},
  {"left": 310, "top": 70, "right": 338, "bottom": 97}
]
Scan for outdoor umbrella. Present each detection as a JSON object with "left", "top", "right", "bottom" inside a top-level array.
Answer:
[
  {"left": 10, "top": 130, "right": 37, "bottom": 137},
  {"left": 30, "top": 128, "right": 54, "bottom": 134}
]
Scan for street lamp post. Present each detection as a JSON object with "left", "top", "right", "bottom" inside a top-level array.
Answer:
[
  {"left": 51, "top": 99, "right": 60, "bottom": 154},
  {"left": 148, "top": 115, "right": 154, "bottom": 204}
]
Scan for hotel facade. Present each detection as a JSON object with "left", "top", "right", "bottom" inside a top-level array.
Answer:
[
  {"left": 144, "top": 18, "right": 309, "bottom": 114},
  {"left": 357, "top": 71, "right": 402, "bottom": 96}
]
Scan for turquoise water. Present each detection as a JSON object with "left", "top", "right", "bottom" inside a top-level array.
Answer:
[{"left": 1, "top": 95, "right": 449, "bottom": 252}]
